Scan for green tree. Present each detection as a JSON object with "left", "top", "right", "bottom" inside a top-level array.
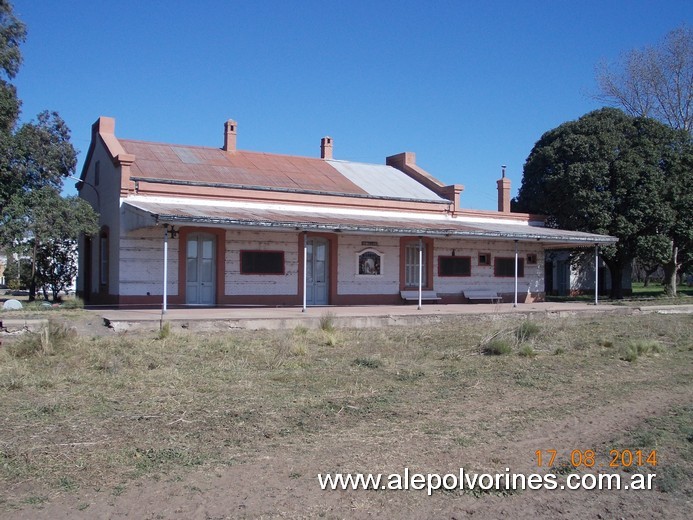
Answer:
[
  {"left": 594, "top": 25, "right": 693, "bottom": 295},
  {"left": 2, "top": 187, "right": 98, "bottom": 300},
  {"left": 0, "top": 0, "right": 78, "bottom": 216},
  {"left": 514, "top": 108, "right": 690, "bottom": 299},
  {"left": 0, "top": 0, "right": 25, "bottom": 132},
  {"left": 1, "top": 110, "right": 77, "bottom": 214},
  {"left": 661, "top": 133, "right": 693, "bottom": 294}
]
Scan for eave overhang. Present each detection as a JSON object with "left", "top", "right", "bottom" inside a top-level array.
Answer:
[{"left": 123, "top": 200, "right": 618, "bottom": 247}]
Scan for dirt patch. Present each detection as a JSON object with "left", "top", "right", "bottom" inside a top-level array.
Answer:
[{"left": 0, "top": 313, "right": 691, "bottom": 518}]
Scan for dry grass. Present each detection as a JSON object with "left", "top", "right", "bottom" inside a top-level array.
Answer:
[{"left": 0, "top": 313, "right": 691, "bottom": 510}]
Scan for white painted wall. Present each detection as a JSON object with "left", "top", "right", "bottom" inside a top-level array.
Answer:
[
  {"left": 337, "top": 235, "right": 400, "bottom": 295},
  {"left": 224, "top": 230, "right": 299, "bottom": 296},
  {"left": 112, "top": 226, "right": 550, "bottom": 300},
  {"left": 432, "top": 239, "right": 544, "bottom": 297},
  {"left": 118, "top": 227, "right": 177, "bottom": 296}
]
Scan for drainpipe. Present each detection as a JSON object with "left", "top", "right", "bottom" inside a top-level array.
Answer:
[
  {"left": 302, "top": 232, "right": 308, "bottom": 313},
  {"left": 594, "top": 244, "right": 599, "bottom": 306},
  {"left": 418, "top": 237, "right": 423, "bottom": 310},
  {"left": 514, "top": 240, "right": 519, "bottom": 307}
]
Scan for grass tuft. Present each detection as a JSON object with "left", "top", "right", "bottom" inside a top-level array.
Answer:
[
  {"left": 620, "top": 339, "right": 663, "bottom": 362},
  {"left": 352, "top": 357, "right": 382, "bottom": 369},
  {"left": 157, "top": 321, "right": 171, "bottom": 340},
  {"left": 6, "top": 321, "right": 76, "bottom": 358},
  {"left": 483, "top": 339, "right": 512, "bottom": 356},
  {"left": 518, "top": 345, "right": 536, "bottom": 358},
  {"left": 319, "top": 312, "right": 336, "bottom": 332},
  {"left": 516, "top": 320, "right": 540, "bottom": 342}
]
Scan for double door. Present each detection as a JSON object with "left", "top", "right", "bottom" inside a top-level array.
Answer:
[
  {"left": 186, "top": 233, "right": 216, "bottom": 305},
  {"left": 306, "top": 237, "right": 328, "bottom": 305}
]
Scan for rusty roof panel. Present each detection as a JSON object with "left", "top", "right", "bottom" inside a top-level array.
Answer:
[{"left": 118, "top": 139, "right": 452, "bottom": 200}]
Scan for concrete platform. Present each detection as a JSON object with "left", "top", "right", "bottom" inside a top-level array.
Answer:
[{"left": 97, "top": 302, "right": 693, "bottom": 333}]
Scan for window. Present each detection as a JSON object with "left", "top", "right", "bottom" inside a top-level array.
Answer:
[
  {"left": 495, "top": 257, "right": 524, "bottom": 277},
  {"left": 99, "top": 227, "right": 108, "bottom": 286},
  {"left": 438, "top": 256, "right": 471, "bottom": 277},
  {"left": 358, "top": 250, "right": 382, "bottom": 276},
  {"left": 478, "top": 252, "right": 491, "bottom": 266},
  {"left": 526, "top": 253, "right": 538, "bottom": 264},
  {"left": 94, "top": 161, "right": 100, "bottom": 186},
  {"left": 240, "top": 250, "right": 284, "bottom": 275}
]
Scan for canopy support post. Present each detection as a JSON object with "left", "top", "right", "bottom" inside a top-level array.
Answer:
[{"left": 513, "top": 240, "right": 519, "bottom": 308}]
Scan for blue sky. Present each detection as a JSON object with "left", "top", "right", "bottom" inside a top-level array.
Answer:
[{"left": 10, "top": 1, "right": 693, "bottom": 210}]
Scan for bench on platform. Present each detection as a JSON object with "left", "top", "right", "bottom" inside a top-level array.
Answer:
[
  {"left": 400, "top": 290, "right": 441, "bottom": 303},
  {"left": 463, "top": 290, "right": 502, "bottom": 303}
]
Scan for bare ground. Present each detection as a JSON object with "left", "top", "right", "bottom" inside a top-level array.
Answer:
[{"left": 0, "top": 312, "right": 691, "bottom": 519}]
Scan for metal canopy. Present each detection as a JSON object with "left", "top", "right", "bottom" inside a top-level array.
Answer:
[{"left": 123, "top": 200, "right": 618, "bottom": 246}]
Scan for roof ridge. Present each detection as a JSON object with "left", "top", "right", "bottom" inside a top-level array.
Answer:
[{"left": 119, "top": 138, "right": 330, "bottom": 162}]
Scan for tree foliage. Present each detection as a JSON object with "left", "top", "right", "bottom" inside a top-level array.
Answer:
[
  {"left": 595, "top": 24, "right": 693, "bottom": 132},
  {"left": 2, "top": 187, "right": 98, "bottom": 300},
  {"left": 0, "top": 110, "right": 77, "bottom": 212},
  {"left": 0, "top": 0, "right": 25, "bottom": 80},
  {"left": 514, "top": 108, "right": 692, "bottom": 298},
  {"left": 0, "top": 0, "right": 24, "bottom": 133}
]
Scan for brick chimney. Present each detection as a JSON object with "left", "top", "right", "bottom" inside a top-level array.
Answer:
[
  {"left": 223, "top": 119, "right": 237, "bottom": 153},
  {"left": 497, "top": 165, "right": 511, "bottom": 213},
  {"left": 320, "top": 136, "right": 333, "bottom": 159}
]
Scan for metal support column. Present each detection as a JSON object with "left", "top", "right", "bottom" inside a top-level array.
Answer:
[
  {"left": 418, "top": 238, "right": 423, "bottom": 310},
  {"left": 162, "top": 225, "right": 169, "bottom": 314},
  {"left": 513, "top": 240, "right": 519, "bottom": 307},
  {"left": 302, "top": 232, "right": 308, "bottom": 313},
  {"left": 594, "top": 244, "right": 599, "bottom": 305}
]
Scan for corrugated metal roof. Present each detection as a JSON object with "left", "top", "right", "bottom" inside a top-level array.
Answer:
[
  {"left": 121, "top": 140, "right": 370, "bottom": 196},
  {"left": 119, "top": 140, "right": 447, "bottom": 202},
  {"left": 327, "top": 160, "right": 446, "bottom": 201},
  {"left": 123, "top": 200, "right": 617, "bottom": 245}
]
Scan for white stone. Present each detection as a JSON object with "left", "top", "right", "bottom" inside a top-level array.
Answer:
[{"left": 3, "top": 299, "right": 23, "bottom": 310}]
